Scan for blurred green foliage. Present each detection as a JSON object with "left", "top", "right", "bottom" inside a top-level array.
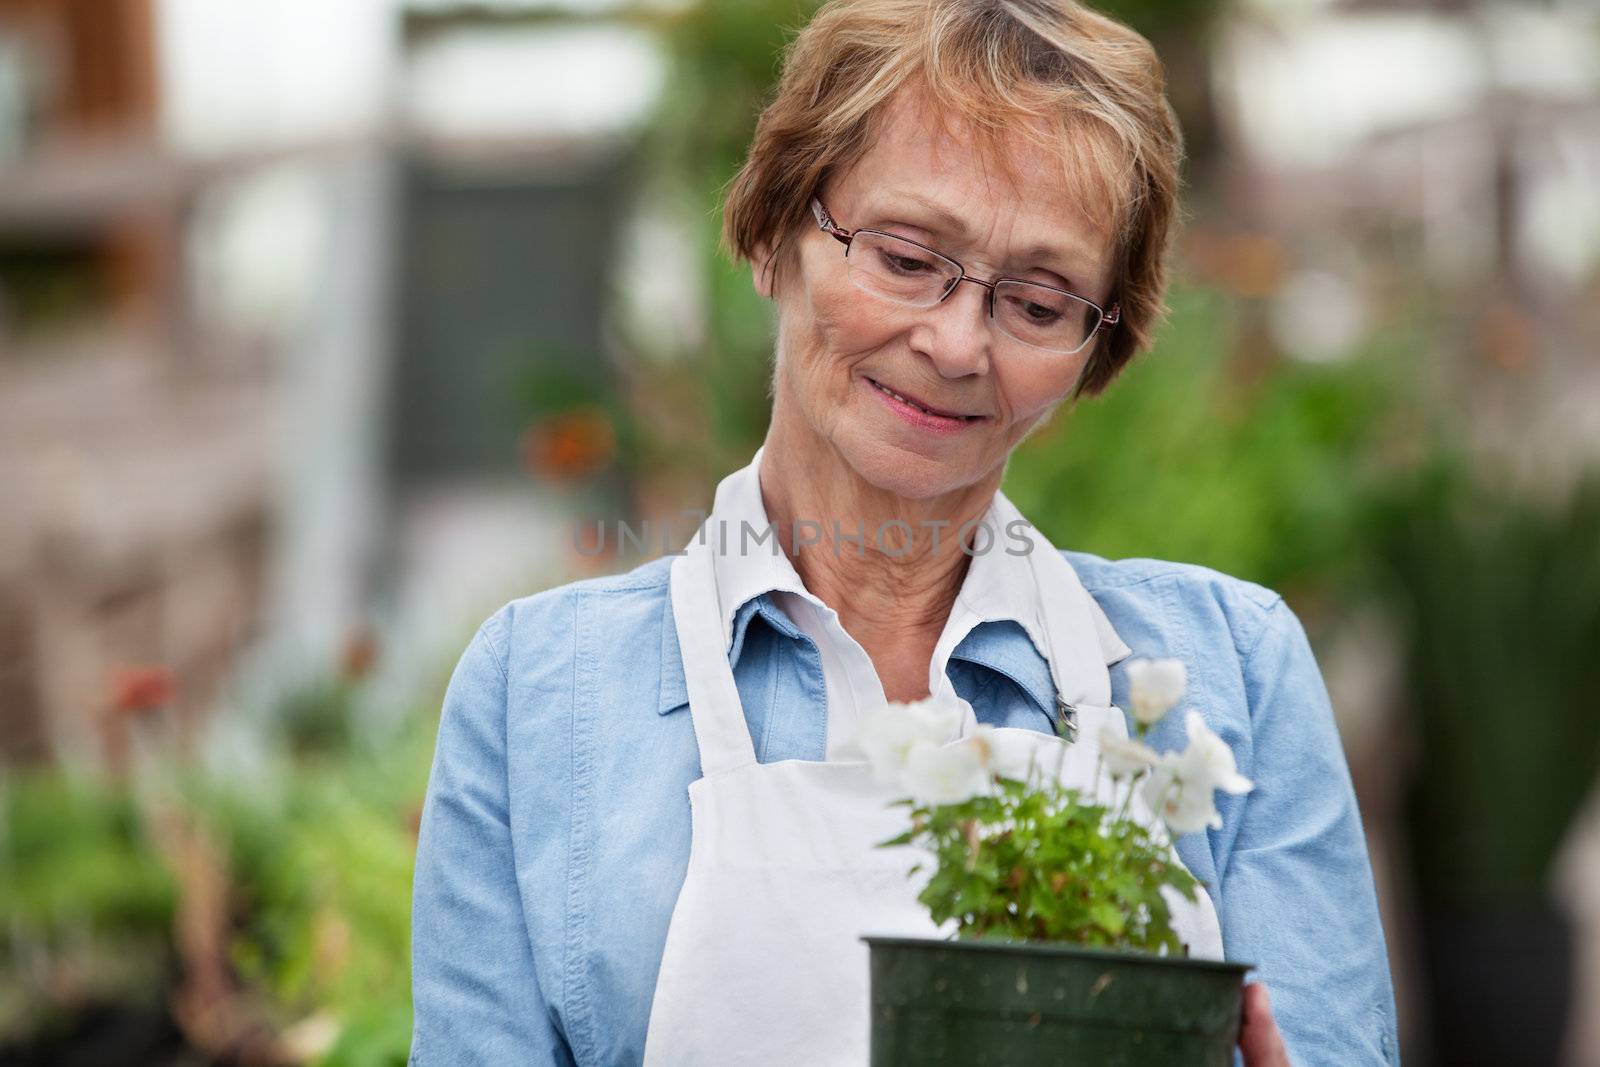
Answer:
[
  {"left": 1006, "top": 286, "right": 1425, "bottom": 597},
  {"left": 274, "top": 679, "right": 362, "bottom": 762},
  {"left": 634, "top": 0, "right": 822, "bottom": 472},
  {"left": 0, "top": 773, "right": 176, "bottom": 943},
  {"left": 0, "top": 772, "right": 178, "bottom": 1040},
  {"left": 0, "top": 666, "right": 437, "bottom": 1064},
  {"left": 1366, "top": 460, "right": 1600, "bottom": 905},
  {"left": 213, "top": 729, "right": 431, "bottom": 1066}
]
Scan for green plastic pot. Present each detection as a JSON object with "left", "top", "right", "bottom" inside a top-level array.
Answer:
[{"left": 865, "top": 935, "right": 1250, "bottom": 1066}]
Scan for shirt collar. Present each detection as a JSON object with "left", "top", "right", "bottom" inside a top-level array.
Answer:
[
  {"left": 948, "top": 619, "right": 1062, "bottom": 724},
  {"left": 659, "top": 590, "right": 799, "bottom": 715},
  {"left": 657, "top": 446, "right": 1132, "bottom": 716}
]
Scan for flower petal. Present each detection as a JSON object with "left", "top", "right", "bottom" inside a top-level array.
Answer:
[{"left": 1127, "top": 658, "right": 1187, "bottom": 726}]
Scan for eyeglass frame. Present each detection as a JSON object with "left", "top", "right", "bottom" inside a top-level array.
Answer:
[{"left": 809, "top": 197, "right": 1120, "bottom": 356}]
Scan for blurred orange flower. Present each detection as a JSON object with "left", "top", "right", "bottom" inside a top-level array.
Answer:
[
  {"left": 338, "top": 624, "right": 380, "bottom": 682},
  {"left": 520, "top": 407, "right": 617, "bottom": 484},
  {"left": 109, "top": 664, "right": 175, "bottom": 717}
]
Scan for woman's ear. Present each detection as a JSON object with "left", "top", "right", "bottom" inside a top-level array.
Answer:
[{"left": 751, "top": 240, "right": 777, "bottom": 300}]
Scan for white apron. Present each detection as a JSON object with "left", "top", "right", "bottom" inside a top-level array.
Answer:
[{"left": 641, "top": 508, "right": 1224, "bottom": 1066}]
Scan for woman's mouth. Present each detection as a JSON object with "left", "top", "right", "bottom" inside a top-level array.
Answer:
[{"left": 865, "top": 377, "right": 984, "bottom": 434}]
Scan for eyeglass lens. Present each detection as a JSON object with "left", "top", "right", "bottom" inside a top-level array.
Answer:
[{"left": 845, "top": 230, "right": 1099, "bottom": 353}]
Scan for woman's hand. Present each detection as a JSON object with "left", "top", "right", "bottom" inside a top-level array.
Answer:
[{"left": 1240, "top": 981, "right": 1292, "bottom": 1066}]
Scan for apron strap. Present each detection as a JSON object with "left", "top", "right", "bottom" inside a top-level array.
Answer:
[
  {"left": 994, "top": 492, "right": 1119, "bottom": 730},
  {"left": 670, "top": 529, "right": 760, "bottom": 776}
]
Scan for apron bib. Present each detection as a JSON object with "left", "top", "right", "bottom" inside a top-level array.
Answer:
[{"left": 642, "top": 505, "right": 1224, "bottom": 1066}]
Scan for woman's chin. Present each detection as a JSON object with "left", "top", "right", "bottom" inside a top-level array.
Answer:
[{"left": 834, "top": 432, "right": 983, "bottom": 501}]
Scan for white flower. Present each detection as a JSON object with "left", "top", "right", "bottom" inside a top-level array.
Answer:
[
  {"left": 1097, "top": 723, "right": 1159, "bottom": 779},
  {"left": 901, "top": 727, "right": 996, "bottom": 806},
  {"left": 1138, "top": 711, "right": 1253, "bottom": 835},
  {"left": 1172, "top": 709, "right": 1253, "bottom": 797},
  {"left": 986, "top": 728, "right": 1052, "bottom": 783},
  {"left": 845, "top": 694, "right": 969, "bottom": 786},
  {"left": 1139, "top": 758, "right": 1218, "bottom": 835},
  {"left": 1127, "top": 658, "right": 1187, "bottom": 726}
]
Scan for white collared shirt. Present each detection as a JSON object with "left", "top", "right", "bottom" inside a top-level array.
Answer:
[{"left": 706, "top": 445, "right": 1065, "bottom": 759}]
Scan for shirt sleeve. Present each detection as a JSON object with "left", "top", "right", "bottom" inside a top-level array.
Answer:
[
  {"left": 409, "top": 614, "right": 573, "bottom": 1066},
  {"left": 1221, "top": 597, "right": 1401, "bottom": 1066}
]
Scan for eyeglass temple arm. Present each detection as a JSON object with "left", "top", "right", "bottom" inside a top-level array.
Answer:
[
  {"left": 811, "top": 199, "right": 852, "bottom": 245},
  {"left": 1097, "top": 302, "right": 1121, "bottom": 331}
]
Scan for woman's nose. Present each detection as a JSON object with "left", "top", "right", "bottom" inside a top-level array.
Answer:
[{"left": 908, "top": 278, "right": 995, "bottom": 379}]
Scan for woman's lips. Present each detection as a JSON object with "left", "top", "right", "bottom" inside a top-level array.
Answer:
[
  {"left": 865, "top": 376, "right": 984, "bottom": 434},
  {"left": 865, "top": 377, "right": 979, "bottom": 419}
]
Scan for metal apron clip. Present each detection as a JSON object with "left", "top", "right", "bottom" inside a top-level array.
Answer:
[{"left": 1055, "top": 698, "right": 1079, "bottom": 743}]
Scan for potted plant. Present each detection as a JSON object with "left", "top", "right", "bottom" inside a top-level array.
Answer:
[{"left": 850, "top": 661, "right": 1253, "bottom": 1065}]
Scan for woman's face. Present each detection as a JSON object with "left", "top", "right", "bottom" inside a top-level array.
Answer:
[{"left": 761, "top": 90, "right": 1116, "bottom": 501}]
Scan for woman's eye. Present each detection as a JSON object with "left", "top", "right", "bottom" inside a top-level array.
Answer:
[
  {"left": 880, "top": 251, "right": 934, "bottom": 275},
  {"left": 1004, "top": 295, "right": 1062, "bottom": 323}
]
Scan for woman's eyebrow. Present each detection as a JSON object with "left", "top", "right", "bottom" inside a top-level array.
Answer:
[
  {"left": 887, "top": 190, "right": 971, "bottom": 237},
  {"left": 883, "top": 190, "right": 1090, "bottom": 281}
]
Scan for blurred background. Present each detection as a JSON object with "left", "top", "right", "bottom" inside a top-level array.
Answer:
[{"left": 0, "top": 0, "right": 1596, "bottom": 1063}]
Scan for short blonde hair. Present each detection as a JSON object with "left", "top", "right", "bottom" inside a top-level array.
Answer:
[{"left": 722, "top": 0, "right": 1184, "bottom": 398}]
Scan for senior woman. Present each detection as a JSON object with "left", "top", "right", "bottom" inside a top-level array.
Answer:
[{"left": 409, "top": 1, "right": 1399, "bottom": 1064}]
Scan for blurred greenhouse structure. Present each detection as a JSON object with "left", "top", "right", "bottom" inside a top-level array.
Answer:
[{"left": 1, "top": 0, "right": 1598, "bottom": 1063}]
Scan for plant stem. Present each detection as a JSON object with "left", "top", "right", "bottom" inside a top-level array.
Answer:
[{"left": 1116, "top": 772, "right": 1138, "bottom": 825}]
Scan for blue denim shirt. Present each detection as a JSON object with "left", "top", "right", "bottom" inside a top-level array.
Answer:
[{"left": 409, "top": 549, "right": 1401, "bottom": 1066}]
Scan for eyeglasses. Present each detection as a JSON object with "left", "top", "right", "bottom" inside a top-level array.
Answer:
[{"left": 810, "top": 197, "right": 1119, "bottom": 356}]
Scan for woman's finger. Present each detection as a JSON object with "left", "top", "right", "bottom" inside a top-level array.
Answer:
[{"left": 1240, "top": 981, "right": 1292, "bottom": 1066}]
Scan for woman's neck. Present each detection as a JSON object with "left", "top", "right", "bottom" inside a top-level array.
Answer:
[{"left": 757, "top": 415, "right": 1001, "bottom": 700}]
